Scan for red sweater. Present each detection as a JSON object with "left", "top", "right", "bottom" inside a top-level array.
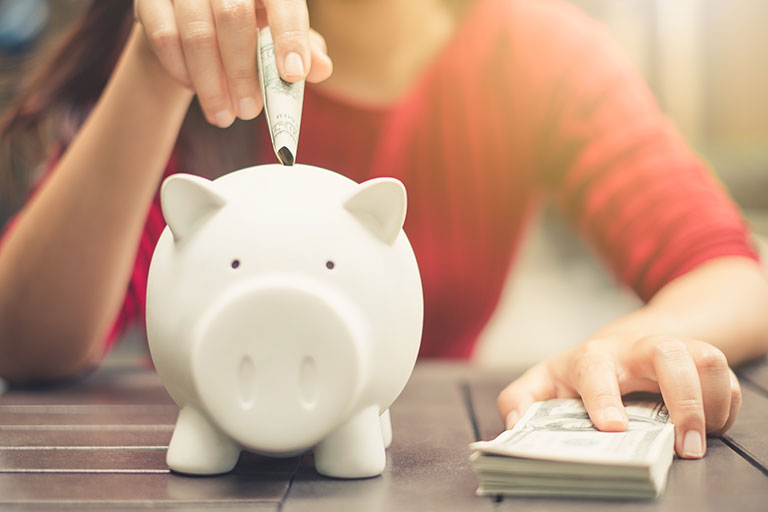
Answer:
[{"left": 8, "top": 0, "right": 759, "bottom": 359}]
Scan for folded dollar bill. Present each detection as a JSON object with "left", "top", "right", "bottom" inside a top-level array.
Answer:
[{"left": 469, "top": 397, "right": 674, "bottom": 499}]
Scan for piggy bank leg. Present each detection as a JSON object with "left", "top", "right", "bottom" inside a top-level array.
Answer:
[
  {"left": 314, "top": 405, "right": 385, "bottom": 478},
  {"left": 166, "top": 405, "right": 240, "bottom": 475},
  {"left": 380, "top": 409, "right": 392, "bottom": 449}
]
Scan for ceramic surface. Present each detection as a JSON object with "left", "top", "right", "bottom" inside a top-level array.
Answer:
[{"left": 146, "top": 164, "right": 423, "bottom": 478}]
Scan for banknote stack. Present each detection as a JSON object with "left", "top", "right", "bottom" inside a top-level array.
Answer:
[{"left": 469, "top": 398, "right": 675, "bottom": 499}]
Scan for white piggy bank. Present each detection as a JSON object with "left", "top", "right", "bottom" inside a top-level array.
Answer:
[{"left": 146, "top": 164, "right": 423, "bottom": 479}]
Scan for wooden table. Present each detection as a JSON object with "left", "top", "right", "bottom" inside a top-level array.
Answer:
[{"left": 1, "top": 360, "right": 766, "bottom": 511}]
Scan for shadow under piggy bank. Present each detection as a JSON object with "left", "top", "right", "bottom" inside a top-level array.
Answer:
[{"left": 146, "top": 164, "right": 424, "bottom": 479}]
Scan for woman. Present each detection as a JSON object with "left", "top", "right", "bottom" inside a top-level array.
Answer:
[{"left": 1, "top": 0, "right": 767, "bottom": 461}]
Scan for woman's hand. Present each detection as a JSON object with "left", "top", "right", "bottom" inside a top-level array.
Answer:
[
  {"left": 134, "top": 0, "right": 333, "bottom": 127},
  {"left": 497, "top": 335, "right": 741, "bottom": 459}
]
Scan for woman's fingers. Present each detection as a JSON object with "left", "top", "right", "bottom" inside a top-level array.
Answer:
[
  {"left": 306, "top": 29, "right": 332, "bottom": 83},
  {"left": 569, "top": 343, "right": 628, "bottom": 431},
  {"left": 497, "top": 363, "right": 560, "bottom": 429},
  {"left": 688, "top": 340, "right": 733, "bottom": 433},
  {"left": 709, "top": 369, "right": 741, "bottom": 437},
  {"left": 634, "top": 336, "right": 707, "bottom": 458},
  {"left": 139, "top": 0, "right": 328, "bottom": 126},
  {"left": 260, "top": 0, "right": 311, "bottom": 81},
  {"left": 501, "top": 335, "right": 740, "bottom": 459},
  {"left": 176, "top": 0, "right": 235, "bottom": 127},
  {"left": 135, "top": 0, "right": 190, "bottom": 86},
  {"left": 211, "top": 0, "right": 262, "bottom": 120}
]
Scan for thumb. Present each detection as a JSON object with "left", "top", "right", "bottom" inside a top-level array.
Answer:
[{"left": 497, "top": 364, "right": 558, "bottom": 429}]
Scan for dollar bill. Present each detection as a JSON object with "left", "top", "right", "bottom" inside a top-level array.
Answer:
[
  {"left": 469, "top": 397, "right": 675, "bottom": 499},
  {"left": 257, "top": 27, "right": 304, "bottom": 166}
]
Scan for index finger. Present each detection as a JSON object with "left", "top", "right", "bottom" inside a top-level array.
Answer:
[
  {"left": 636, "top": 337, "right": 706, "bottom": 458},
  {"left": 260, "top": 0, "right": 310, "bottom": 81}
]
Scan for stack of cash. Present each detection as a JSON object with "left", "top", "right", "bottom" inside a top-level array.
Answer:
[{"left": 469, "top": 398, "right": 674, "bottom": 499}]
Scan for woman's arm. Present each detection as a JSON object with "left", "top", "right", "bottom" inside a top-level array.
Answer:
[
  {"left": 0, "top": 26, "right": 194, "bottom": 383},
  {"left": 0, "top": 0, "right": 333, "bottom": 385},
  {"left": 493, "top": 1, "right": 768, "bottom": 459},
  {"left": 498, "top": 256, "right": 768, "bottom": 458}
]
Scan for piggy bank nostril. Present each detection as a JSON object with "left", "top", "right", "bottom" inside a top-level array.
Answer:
[
  {"left": 231, "top": 259, "right": 240, "bottom": 269},
  {"left": 299, "top": 356, "right": 317, "bottom": 409},
  {"left": 238, "top": 356, "right": 257, "bottom": 409}
]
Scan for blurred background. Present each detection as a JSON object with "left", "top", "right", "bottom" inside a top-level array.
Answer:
[{"left": 1, "top": 0, "right": 767, "bottom": 367}]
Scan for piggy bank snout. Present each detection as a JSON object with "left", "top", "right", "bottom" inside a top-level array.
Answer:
[{"left": 191, "top": 277, "right": 366, "bottom": 454}]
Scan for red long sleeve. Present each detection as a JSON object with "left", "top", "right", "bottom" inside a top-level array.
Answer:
[{"left": 523, "top": 0, "right": 758, "bottom": 301}]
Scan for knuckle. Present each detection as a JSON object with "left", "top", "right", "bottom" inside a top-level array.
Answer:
[
  {"left": 673, "top": 396, "right": 704, "bottom": 417},
  {"left": 696, "top": 347, "right": 729, "bottom": 373},
  {"left": 215, "top": 0, "right": 254, "bottom": 27},
  {"left": 571, "top": 343, "right": 610, "bottom": 377},
  {"left": 649, "top": 337, "right": 689, "bottom": 363},
  {"left": 572, "top": 359, "right": 608, "bottom": 385},
  {"left": 148, "top": 27, "right": 180, "bottom": 51},
  {"left": 227, "top": 65, "right": 258, "bottom": 82},
  {"left": 273, "top": 29, "right": 309, "bottom": 49},
  {"left": 589, "top": 390, "right": 619, "bottom": 407},
  {"left": 181, "top": 22, "right": 217, "bottom": 47}
]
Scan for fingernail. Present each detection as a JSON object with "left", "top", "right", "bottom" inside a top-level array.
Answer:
[
  {"left": 505, "top": 411, "right": 520, "bottom": 429},
  {"left": 601, "top": 406, "right": 625, "bottom": 427},
  {"left": 238, "top": 98, "right": 260, "bottom": 119},
  {"left": 214, "top": 110, "right": 234, "bottom": 128},
  {"left": 284, "top": 52, "right": 305, "bottom": 78},
  {"left": 683, "top": 430, "right": 704, "bottom": 458}
]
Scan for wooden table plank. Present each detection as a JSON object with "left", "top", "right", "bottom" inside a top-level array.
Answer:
[
  {"left": 0, "top": 449, "right": 300, "bottom": 474},
  {"left": 282, "top": 363, "right": 495, "bottom": 512},
  {"left": 466, "top": 374, "right": 768, "bottom": 511},
  {"left": 463, "top": 370, "right": 514, "bottom": 441},
  {"left": 2, "top": 362, "right": 766, "bottom": 510},
  {"left": 0, "top": 448, "right": 169, "bottom": 472},
  {"left": 0, "top": 472, "right": 289, "bottom": 503},
  {"left": 0, "top": 505, "right": 279, "bottom": 512},
  {"left": 0, "top": 368, "right": 297, "bottom": 509},
  {"left": 0, "top": 429, "right": 173, "bottom": 447}
]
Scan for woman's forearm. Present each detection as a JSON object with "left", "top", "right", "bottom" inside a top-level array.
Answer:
[
  {"left": 0, "top": 25, "right": 194, "bottom": 383},
  {"left": 593, "top": 256, "right": 768, "bottom": 365}
]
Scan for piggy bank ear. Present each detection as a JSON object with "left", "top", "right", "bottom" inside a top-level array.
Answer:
[
  {"left": 161, "top": 173, "right": 227, "bottom": 242},
  {"left": 343, "top": 177, "right": 406, "bottom": 245}
]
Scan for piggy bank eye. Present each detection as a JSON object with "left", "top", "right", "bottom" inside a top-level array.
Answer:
[
  {"left": 325, "top": 260, "right": 335, "bottom": 270},
  {"left": 231, "top": 259, "right": 240, "bottom": 269}
]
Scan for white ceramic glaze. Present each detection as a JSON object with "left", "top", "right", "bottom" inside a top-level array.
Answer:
[{"left": 146, "top": 164, "right": 423, "bottom": 479}]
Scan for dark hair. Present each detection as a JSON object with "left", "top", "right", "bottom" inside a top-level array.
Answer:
[
  {"left": 0, "top": 1, "right": 133, "bottom": 214},
  {"left": 0, "top": 0, "right": 474, "bottom": 218}
]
